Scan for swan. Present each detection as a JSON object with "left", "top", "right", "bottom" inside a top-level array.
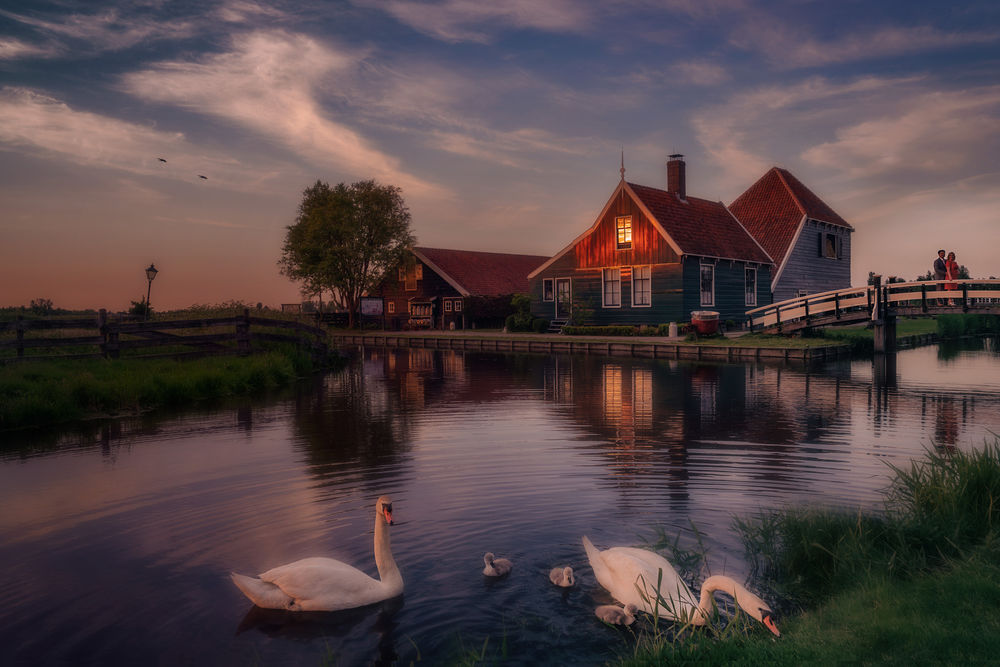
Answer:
[
  {"left": 230, "top": 496, "right": 402, "bottom": 612},
  {"left": 582, "top": 536, "right": 779, "bottom": 636},
  {"left": 549, "top": 565, "right": 575, "bottom": 587},
  {"left": 482, "top": 552, "right": 512, "bottom": 577},
  {"left": 595, "top": 603, "right": 638, "bottom": 626}
]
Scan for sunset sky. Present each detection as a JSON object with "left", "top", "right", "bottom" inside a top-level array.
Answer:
[{"left": 2, "top": 1, "right": 998, "bottom": 311}]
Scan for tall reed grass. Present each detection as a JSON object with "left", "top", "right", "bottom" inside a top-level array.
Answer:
[{"left": 0, "top": 347, "right": 324, "bottom": 431}]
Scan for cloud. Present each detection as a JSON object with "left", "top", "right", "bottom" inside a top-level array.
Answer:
[
  {"left": 360, "top": 0, "right": 592, "bottom": 43},
  {"left": 0, "top": 7, "right": 196, "bottom": 53},
  {"left": 214, "top": 0, "right": 288, "bottom": 24},
  {"left": 0, "top": 86, "right": 278, "bottom": 189},
  {"left": 802, "top": 87, "right": 1000, "bottom": 177},
  {"left": 0, "top": 36, "right": 60, "bottom": 60},
  {"left": 732, "top": 21, "right": 1000, "bottom": 69},
  {"left": 670, "top": 60, "right": 731, "bottom": 86},
  {"left": 121, "top": 30, "right": 446, "bottom": 198}
]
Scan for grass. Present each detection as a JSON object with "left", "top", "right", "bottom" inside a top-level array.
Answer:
[
  {"left": 615, "top": 439, "right": 1000, "bottom": 665},
  {"left": 0, "top": 347, "right": 333, "bottom": 431}
]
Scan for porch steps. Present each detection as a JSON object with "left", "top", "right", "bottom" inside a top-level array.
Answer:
[{"left": 547, "top": 319, "right": 568, "bottom": 334}]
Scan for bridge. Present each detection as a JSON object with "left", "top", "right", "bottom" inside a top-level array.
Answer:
[{"left": 746, "top": 279, "right": 1000, "bottom": 352}]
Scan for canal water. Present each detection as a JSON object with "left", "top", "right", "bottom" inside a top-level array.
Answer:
[{"left": 2, "top": 339, "right": 999, "bottom": 666}]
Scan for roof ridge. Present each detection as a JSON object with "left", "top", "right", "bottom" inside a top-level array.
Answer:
[{"left": 772, "top": 167, "right": 807, "bottom": 216}]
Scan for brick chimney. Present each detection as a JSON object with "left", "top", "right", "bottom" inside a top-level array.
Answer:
[{"left": 667, "top": 154, "right": 686, "bottom": 199}]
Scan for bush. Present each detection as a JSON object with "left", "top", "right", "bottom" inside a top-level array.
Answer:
[
  {"left": 562, "top": 325, "right": 638, "bottom": 336},
  {"left": 532, "top": 318, "right": 549, "bottom": 333}
]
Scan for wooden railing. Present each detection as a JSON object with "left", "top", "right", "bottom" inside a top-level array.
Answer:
[
  {"left": 746, "top": 280, "right": 1000, "bottom": 332},
  {"left": 0, "top": 309, "right": 330, "bottom": 364}
]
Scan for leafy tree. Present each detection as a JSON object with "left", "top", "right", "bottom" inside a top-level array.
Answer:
[
  {"left": 129, "top": 297, "right": 151, "bottom": 319},
  {"left": 279, "top": 179, "right": 414, "bottom": 328},
  {"left": 29, "top": 298, "right": 54, "bottom": 315}
]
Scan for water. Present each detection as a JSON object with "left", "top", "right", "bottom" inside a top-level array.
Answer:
[{"left": 2, "top": 338, "right": 999, "bottom": 666}]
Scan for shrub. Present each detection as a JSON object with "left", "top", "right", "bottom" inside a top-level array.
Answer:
[
  {"left": 532, "top": 318, "right": 549, "bottom": 333},
  {"left": 562, "top": 325, "right": 638, "bottom": 336}
]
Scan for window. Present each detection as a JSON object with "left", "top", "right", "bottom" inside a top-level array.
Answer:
[
  {"left": 632, "top": 266, "right": 651, "bottom": 307},
  {"left": 616, "top": 216, "right": 632, "bottom": 250},
  {"left": 700, "top": 264, "right": 715, "bottom": 306},
  {"left": 543, "top": 278, "right": 554, "bottom": 302},
  {"left": 444, "top": 300, "right": 452, "bottom": 312},
  {"left": 398, "top": 267, "right": 406, "bottom": 280},
  {"left": 387, "top": 301, "right": 395, "bottom": 314},
  {"left": 603, "top": 268, "right": 621, "bottom": 307},
  {"left": 454, "top": 300, "right": 462, "bottom": 312},
  {"left": 819, "top": 232, "right": 840, "bottom": 259},
  {"left": 745, "top": 267, "right": 757, "bottom": 306}
]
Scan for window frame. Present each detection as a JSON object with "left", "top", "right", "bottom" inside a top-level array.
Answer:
[
  {"left": 631, "top": 265, "right": 651, "bottom": 307},
  {"left": 387, "top": 301, "right": 395, "bottom": 314},
  {"left": 543, "top": 278, "right": 554, "bottom": 302},
  {"left": 602, "top": 267, "right": 622, "bottom": 308},
  {"left": 444, "top": 300, "right": 452, "bottom": 312},
  {"left": 615, "top": 215, "right": 632, "bottom": 250},
  {"left": 745, "top": 267, "right": 757, "bottom": 306},
  {"left": 454, "top": 299, "right": 462, "bottom": 312},
  {"left": 699, "top": 263, "right": 715, "bottom": 307}
]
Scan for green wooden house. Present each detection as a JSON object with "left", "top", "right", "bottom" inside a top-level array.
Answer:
[{"left": 529, "top": 156, "right": 773, "bottom": 328}]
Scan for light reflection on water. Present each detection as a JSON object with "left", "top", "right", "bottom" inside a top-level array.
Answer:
[{"left": 1, "top": 337, "right": 999, "bottom": 665}]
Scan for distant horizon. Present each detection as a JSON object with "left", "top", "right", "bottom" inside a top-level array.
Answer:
[{"left": 2, "top": 1, "right": 998, "bottom": 310}]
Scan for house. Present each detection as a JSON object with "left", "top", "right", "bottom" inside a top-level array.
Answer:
[
  {"left": 729, "top": 167, "right": 853, "bottom": 303},
  {"left": 379, "top": 247, "right": 549, "bottom": 330},
  {"left": 528, "top": 155, "right": 773, "bottom": 327}
]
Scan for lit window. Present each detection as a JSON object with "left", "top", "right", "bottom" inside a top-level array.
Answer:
[
  {"left": 603, "top": 268, "right": 621, "bottom": 307},
  {"left": 745, "top": 267, "right": 757, "bottom": 306},
  {"left": 632, "top": 266, "right": 651, "bottom": 306},
  {"left": 388, "top": 302, "right": 395, "bottom": 314},
  {"left": 445, "top": 300, "right": 452, "bottom": 312},
  {"left": 543, "top": 278, "right": 554, "bottom": 302},
  {"left": 616, "top": 216, "right": 632, "bottom": 250},
  {"left": 700, "top": 264, "right": 715, "bottom": 306}
]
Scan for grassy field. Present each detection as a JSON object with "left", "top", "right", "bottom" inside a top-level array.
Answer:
[
  {"left": 0, "top": 347, "right": 336, "bottom": 431},
  {"left": 614, "top": 441, "right": 1000, "bottom": 665}
]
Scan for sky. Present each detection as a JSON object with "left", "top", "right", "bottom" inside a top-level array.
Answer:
[{"left": 1, "top": 0, "right": 998, "bottom": 311}]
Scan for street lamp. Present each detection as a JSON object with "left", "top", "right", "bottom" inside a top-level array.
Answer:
[{"left": 145, "top": 263, "right": 158, "bottom": 320}]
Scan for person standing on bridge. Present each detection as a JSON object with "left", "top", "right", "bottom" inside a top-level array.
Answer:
[
  {"left": 945, "top": 251, "right": 959, "bottom": 304},
  {"left": 934, "top": 249, "right": 948, "bottom": 305}
]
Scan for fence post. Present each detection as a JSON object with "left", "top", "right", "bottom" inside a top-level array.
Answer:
[
  {"left": 962, "top": 283, "right": 969, "bottom": 312},
  {"left": 236, "top": 308, "right": 251, "bottom": 356},
  {"left": 835, "top": 293, "right": 841, "bottom": 319},
  {"left": 106, "top": 314, "right": 120, "bottom": 360},
  {"left": 920, "top": 284, "right": 927, "bottom": 313},
  {"left": 16, "top": 315, "right": 24, "bottom": 358}
]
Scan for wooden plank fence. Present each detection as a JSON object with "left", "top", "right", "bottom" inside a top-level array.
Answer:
[{"left": 0, "top": 309, "right": 329, "bottom": 364}]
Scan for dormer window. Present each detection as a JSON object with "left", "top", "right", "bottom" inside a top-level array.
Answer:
[{"left": 616, "top": 215, "right": 632, "bottom": 250}]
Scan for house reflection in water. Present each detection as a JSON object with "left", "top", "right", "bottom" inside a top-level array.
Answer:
[{"left": 351, "top": 347, "right": 987, "bottom": 507}]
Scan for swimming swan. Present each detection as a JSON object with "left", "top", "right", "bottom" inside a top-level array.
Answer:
[
  {"left": 482, "top": 552, "right": 513, "bottom": 577},
  {"left": 231, "top": 496, "right": 402, "bottom": 612},
  {"left": 582, "top": 536, "right": 779, "bottom": 636},
  {"left": 549, "top": 565, "right": 575, "bottom": 587}
]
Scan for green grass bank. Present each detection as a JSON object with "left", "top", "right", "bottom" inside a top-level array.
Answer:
[
  {"left": 614, "top": 441, "right": 1000, "bottom": 665},
  {"left": 0, "top": 347, "right": 340, "bottom": 431}
]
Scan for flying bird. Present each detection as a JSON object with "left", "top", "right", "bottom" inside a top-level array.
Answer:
[
  {"left": 198, "top": 175, "right": 208, "bottom": 180},
  {"left": 157, "top": 157, "right": 167, "bottom": 163}
]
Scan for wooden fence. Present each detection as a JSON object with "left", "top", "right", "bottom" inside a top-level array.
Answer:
[{"left": 0, "top": 309, "right": 330, "bottom": 364}]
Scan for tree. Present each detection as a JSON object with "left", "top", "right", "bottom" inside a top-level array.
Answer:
[{"left": 279, "top": 180, "right": 414, "bottom": 328}]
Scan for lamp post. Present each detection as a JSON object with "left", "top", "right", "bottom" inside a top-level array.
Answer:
[{"left": 145, "top": 263, "right": 158, "bottom": 320}]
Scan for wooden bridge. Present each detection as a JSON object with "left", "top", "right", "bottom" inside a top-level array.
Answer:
[{"left": 746, "top": 279, "right": 1000, "bottom": 352}]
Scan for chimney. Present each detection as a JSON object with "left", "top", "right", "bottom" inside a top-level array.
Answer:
[{"left": 667, "top": 154, "right": 685, "bottom": 199}]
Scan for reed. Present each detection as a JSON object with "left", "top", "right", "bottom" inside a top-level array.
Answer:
[{"left": 0, "top": 347, "right": 325, "bottom": 431}]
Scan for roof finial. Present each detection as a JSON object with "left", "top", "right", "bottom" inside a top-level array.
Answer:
[{"left": 620, "top": 148, "right": 626, "bottom": 181}]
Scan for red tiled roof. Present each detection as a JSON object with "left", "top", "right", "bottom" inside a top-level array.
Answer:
[
  {"left": 728, "top": 167, "right": 852, "bottom": 268},
  {"left": 627, "top": 183, "right": 772, "bottom": 264},
  {"left": 413, "top": 247, "right": 549, "bottom": 297}
]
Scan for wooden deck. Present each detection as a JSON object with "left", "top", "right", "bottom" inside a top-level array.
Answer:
[{"left": 331, "top": 331, "right": 850, "bottom": 362}]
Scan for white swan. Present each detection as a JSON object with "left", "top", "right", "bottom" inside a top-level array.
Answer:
[
  {"left": 482, "top": 552, "right": 512, "bottom": 577},
  {"left": 549, "top": 565, "right": 575, "bottom": 587},
  {"left": 595, "top": 603, "right": 638, "bottom": 626},
  {"left": 231, "top": 496, "right": 402, "bottom": 612},
  {"left": 582, "top": 536, "right": 779, "bottom": 636}
]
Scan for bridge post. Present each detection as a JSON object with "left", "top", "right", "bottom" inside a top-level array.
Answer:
[
  {"left": 962, "top": 283, "right": 969, "bottom": 312},
  {"left": 871, "top": 275, "right": 897, "bottom": 355}
]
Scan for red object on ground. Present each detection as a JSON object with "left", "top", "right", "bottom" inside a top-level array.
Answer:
[{"left": 691, "top": 311, "right": 719, "bottom": 335}]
